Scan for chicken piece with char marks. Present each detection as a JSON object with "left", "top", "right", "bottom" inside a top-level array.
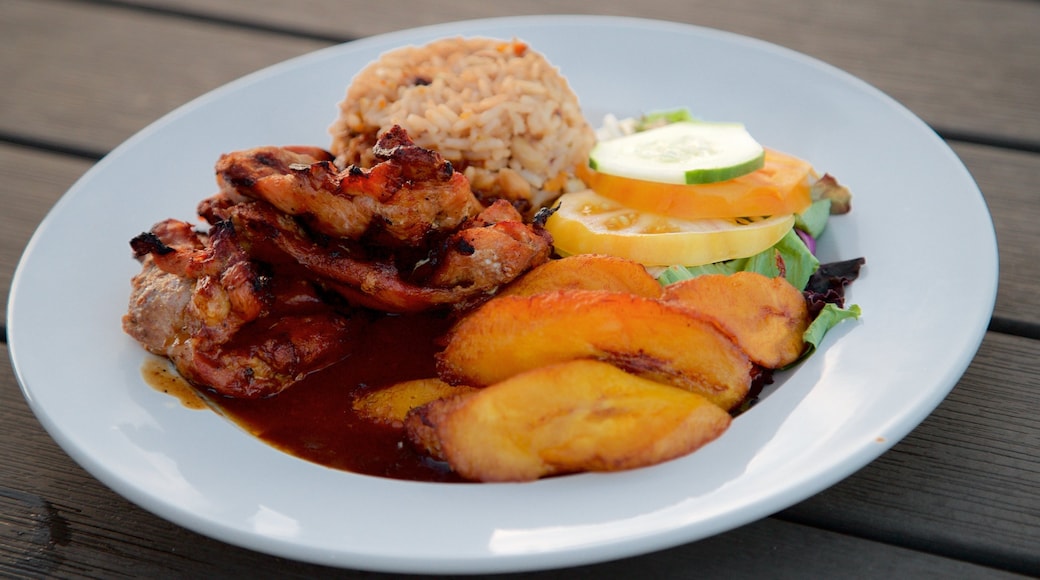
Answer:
[
  {"left": 124, "top": 219, "right": 359, "bottom": 399},
  {"left": 208, "top": 127, "right": 552, "bottom": 313},
  {"left": 205, "top": 195, "right": 552, "bottom": 313},
  {"left": 124, "top": 126, "right": 553, "bottom": 397},
  {"left": 215, "top": 125, "right": 485, "bottom": 248}
]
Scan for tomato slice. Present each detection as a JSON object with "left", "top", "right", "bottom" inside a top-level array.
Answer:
[
  {"left": 545, "top": 189, "right": 796, "bottom": 267},
  {"left": 580, "top": 148, "right": 815, "bottom": 220}
]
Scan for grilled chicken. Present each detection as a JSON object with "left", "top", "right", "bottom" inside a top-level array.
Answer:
[
  {"left": 217, "top": 196, "right": 551, "bottom": 313},
  {"left": 215, "top": 126, "right": 484, "bottom": 248},
  {"left": 123, "top": 219, "right": 359, "bottom": 399},
  {"left": 124, "top": 126, "right": 553, "bottom": 397}
]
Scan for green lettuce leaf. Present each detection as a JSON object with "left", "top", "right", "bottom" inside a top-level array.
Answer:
[
  {"left": 800, "top": 302, "right": 861, "bottom": 356},
  {"left": 657, "top": 229, "right": 819, "bottom": 290},
  {"left": 794, "top": 198, "right": 832, "bottom": 238}
]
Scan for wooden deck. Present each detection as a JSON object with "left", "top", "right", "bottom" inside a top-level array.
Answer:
[{"left": 2, "top": 0, "right": 1038, "bottom": 577}]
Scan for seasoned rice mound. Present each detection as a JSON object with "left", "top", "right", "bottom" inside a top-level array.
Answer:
[{"left": 329, "top": 37, "right": 596, "bottom": 214}]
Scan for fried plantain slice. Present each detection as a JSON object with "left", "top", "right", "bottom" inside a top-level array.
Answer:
[
  {"left": 353, "top": 378, "right": 477, "bottom": 426},
  {"left": 406, "top": 359, "right": 732, "bottom": 482},
  {"left": 436, "top": 289, "right": 752, "bottom": 410},
  {"left": 661, "top": 272, "right": 809, "bottom": 368},
  {"left": 496, "top": 254, "right": 662, "bottom": 299}
]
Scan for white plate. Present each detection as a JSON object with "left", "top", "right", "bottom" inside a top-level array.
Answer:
[{"left": 7, "top": 15, "right": 996, "bottom": 575}]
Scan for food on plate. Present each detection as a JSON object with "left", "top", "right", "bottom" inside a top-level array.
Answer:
[
  {"left": 353, "top": 378, "right": 477, "bottom": 426},
  {"left": 496, "top": 253, "right": 663, "bottom": 299},
  {"left": 588, "top": 121, "right": 766, "bottom": 185},
  {"left": 329, "top": 37, "right": 595, "bottom": 215},
  {"left": 214, "top": 128, "right": 548, "bottom": 311},
  {"left": 581, "top": 147, "right": 815, "bottom": 220},
  {"left": 125, "top": 126, "right": 553, "bottom": 397},
  {"left": 223, "top": 193, "right": 549, "bottom": 313},
  {"left": 123, "top": 219, "right": 361, "bottom": 399},
  {"left": 546, "top": 188, "right": 797, "bottom": 267},
  {"left": 436, "top": 290, "right": 753, "bottom": 411},
  {"left": 555, "top": 110, "right": 853, "bottom": 274},
  {"left": 124, "top": 36, "right": 865, "bottom": 482},
  {"left": 811, "top": 173, "right": 853, "bottom": 215},
  {"left": 215, "top": 131, "right": 483, "bottom": 246},
  {"left": 406, "top": 360, "right": 732, "bottom": 482},
  {"left": 662, "top": 272, "right": 810, "bottom": 368}
]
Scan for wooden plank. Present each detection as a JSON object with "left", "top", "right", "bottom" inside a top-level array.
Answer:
[
  {"left": 0, "top": 0, "right": 328, "bottom": 154},
  {"left": 783, "top": 331, "right": 1040, "bottom": 576},
  {"left": 0, "top": 345, "right": 1022, "bottom": 578},
  {"left": 116, "top": 0, "right": 1040, "bottom": 141},
  {"left": 0, "top": 145, "right": 94, "bottom": 328},
  {"left": 4, "top": 0, "right": 1040, "bottom": 155},
  {"left": 953, "top": 143, "right": 1040, "bottom": 327}
]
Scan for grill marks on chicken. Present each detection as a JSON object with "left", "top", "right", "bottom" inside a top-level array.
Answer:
[
  {"left": 207, "top": 127, "right": 552, "bottom": 312},
  {"left": 215, "top": 125, "right": 484, "bottom": 248},
  {"left": 129, "top": 218, "right": 267, "bottom": 339},
  {"left": 124, "top": 217, "right": 359, "bottom": 399},
  {"left": 124, "top": 126, "right": 552, "bottom": 398},
  {"left": 219, "top": 198, "right": 551, "bottom": 313}
]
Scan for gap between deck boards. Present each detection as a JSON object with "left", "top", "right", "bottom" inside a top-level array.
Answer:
[{"left": 59, "top": 0, "right": 357, "bottom": 44}]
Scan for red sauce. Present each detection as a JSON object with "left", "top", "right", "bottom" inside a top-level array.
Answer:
[{"left": 203, "top": 311, "right": 469, "bottom": 483}]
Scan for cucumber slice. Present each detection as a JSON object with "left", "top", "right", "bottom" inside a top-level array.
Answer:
[{"left": 589, "top": 121, "right": 766, "bottom": 185}]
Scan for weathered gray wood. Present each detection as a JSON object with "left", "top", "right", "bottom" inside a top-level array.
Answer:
[
  {"left": 0, "top": 0, "right": 328, "bottom": 154},
  {"left": 4, "top": 0, "right": 1040, "bottom": 153},
  {"left": 1, "top": 343, "right": 1027, "bottom": 578},
  {"left": 952, "top": 142, "right": 1040, "bottom": 327},
  {"left": 783, "top": 331, "right": 1040, "bottom": 576},
  {"left": 111, "top": 0, "right": 1040, "bottom": 141}
]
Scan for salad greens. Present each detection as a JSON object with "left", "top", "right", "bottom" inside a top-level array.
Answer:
[
  {"left": 608, "top": 107, "right": 865, "bottom": 364},
  {"left": 652, "top": 181, "right": 862, "bottom": 362}
]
